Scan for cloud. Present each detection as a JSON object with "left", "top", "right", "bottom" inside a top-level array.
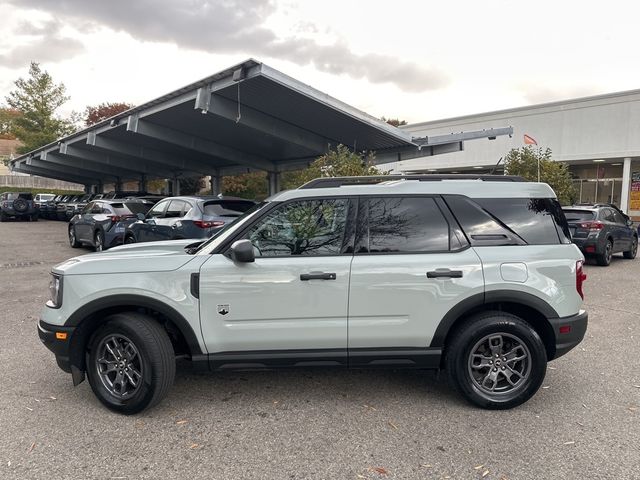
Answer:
[
  {"left": 0, "top": 18, "right": 85, "bottom": 68},
  {"left": 4, "top": 0, "right": 448, "bottom": 92},
  {"left": 521, "top": 84, "right": 602, "bottom": 105}
]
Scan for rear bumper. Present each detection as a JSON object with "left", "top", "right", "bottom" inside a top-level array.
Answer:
[
  {"left": 38, "top": 320, "right": 75, "bottom": 373},
  {"left": 549, "top": 310, "right": 588, "bottom": 359}
]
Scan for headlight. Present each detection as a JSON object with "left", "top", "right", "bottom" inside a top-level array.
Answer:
[{"left": 47, "top": 273, "right": 63, "bottom": 309}]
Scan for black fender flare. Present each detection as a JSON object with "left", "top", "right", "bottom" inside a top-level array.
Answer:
[
  {"left": 65, "top": 294, "right": 204, "bottom": 370},
  {"left": 430, "top": 290, "right": 559, "bottom": 348}
]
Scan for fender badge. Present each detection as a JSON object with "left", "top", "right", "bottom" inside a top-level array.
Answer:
[{"left": 217, "top": 304, "right": 229, "bottom": 316}]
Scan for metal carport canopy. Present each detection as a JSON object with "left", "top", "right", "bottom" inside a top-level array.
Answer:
[{"left": 9, "top": 58, "right": 512, "bottom": 194}]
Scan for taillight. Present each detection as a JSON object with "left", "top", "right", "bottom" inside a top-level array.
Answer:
[
  {"left": 579, "top": 221, "right": 604, "bottom": 231},
  {"left": 194, "top": 220, "right": 225, "bottom": 229},
  {"left": 576, "top": 260, "right": 587, "bottom": 299}
]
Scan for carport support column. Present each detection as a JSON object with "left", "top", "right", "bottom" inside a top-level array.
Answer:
[
  {"left": 173, "top": 176, "right": 180, "bottom": 196},
  {"left": 268, "top": 171, "right": 281, "bottom": 196},
  {"left": 114, "top": 177, "right": 123, "bottom": 192},
  {"left": 138, "top": 175, "right": 147, "bottom": 193},
  {"left": 621, "top": 157, "right": 632, "bottom": 214},
  {"left": 210, "top": 170, "right": 222, "bottom": 195}
]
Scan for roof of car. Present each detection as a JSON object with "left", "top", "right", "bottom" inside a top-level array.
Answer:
[{"left": 270, "top": 178, "right": 557, "bottom": 202}]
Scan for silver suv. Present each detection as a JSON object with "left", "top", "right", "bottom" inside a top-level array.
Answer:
[{"left": 38, "top": 175, "right": 588, "bottom": 414}]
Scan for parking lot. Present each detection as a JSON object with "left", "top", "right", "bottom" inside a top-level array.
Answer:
[{"left": 1, "top": 219, "right": 638, "bottom": 480}]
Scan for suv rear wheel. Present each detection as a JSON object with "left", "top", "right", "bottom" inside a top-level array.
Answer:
[
  {"left": 94, "top": 230, "right": 104, "bottom": 252},
  {"left": 86, "top": 313, "right": 175, "bottom": 414},
  {"left": 596, "top": 239, "right": 613, "bottom": 266},
  {"left": 446, "top": 311, "right": 547, "bottom": 409},
  {"left": 623, "top": 236, "right": 638, "bottom": 259}
]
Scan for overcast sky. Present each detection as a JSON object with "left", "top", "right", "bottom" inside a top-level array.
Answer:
[{"left": 1, "top": 0, "right": 639, "bottom": 124}]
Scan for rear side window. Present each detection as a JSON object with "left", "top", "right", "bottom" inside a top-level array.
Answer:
[
  {"left": 563, "top": 210, "right": 596, "bottom": 222},
  {"left": 204, "top": 200, "right": 255, "bottom": 217},
  {"left": 360, "top": 197, "right": 452, "bottom": 253},
  {"left": 115, "top": 202, "right": 153, "bottom": 215},
  {"left": 445, "top": 196, "right": 570, "bottom": 245}
]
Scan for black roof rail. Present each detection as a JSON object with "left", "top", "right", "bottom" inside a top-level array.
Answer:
[{"left": 299, "top": 174, "right": 527, "bottom": 189}]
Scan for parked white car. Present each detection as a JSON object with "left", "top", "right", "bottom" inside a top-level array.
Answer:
[{"left": 38, "top": 175, "right": 588, "bottom": 414}]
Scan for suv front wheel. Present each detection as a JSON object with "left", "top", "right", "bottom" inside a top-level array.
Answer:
[
  {"left": 86, "top": 313, "right": 176, "bottom": 414},
  {"left": 446, "top": 312, "right": 547, "bottom": 409}
]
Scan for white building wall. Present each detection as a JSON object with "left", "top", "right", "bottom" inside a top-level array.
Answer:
[{"left": 383, "top": 89, "right": 640, "bottom": 172}]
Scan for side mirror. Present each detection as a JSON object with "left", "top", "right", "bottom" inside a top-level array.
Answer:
[
  {"left": 230, "top": 239, "right": 255, "bottom": 263},
  {"left": 627, "top": 219, "right": 634, "bottom": 227},
  {"left": 136, "top": 213, "right": 145, "bottom": 221}
]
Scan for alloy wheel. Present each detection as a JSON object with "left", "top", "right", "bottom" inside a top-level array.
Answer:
[
  {"left": 95, "top": 334, "right": 143, "bottom": 399},
  {"left": 468, "top": 332, "right": 532, "bottom": 397}
]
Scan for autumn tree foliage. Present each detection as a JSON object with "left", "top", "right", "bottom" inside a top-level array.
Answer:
[{"left": 84, "top": 102, "right": 134, "bottom": 126}]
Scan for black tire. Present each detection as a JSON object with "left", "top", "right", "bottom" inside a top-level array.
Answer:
[
  {"left": 69, "top": 226, "right": 80, "bottom": 248},
  {"left": 596, "top": 239, "right": 613, "bottom": 266},
  {"left": 124, "top": 234, "right": 136, "bottom": 244},
  {"left": 86, "top": 313, "right": 175, "bottom": 414},
  {"left": 13, "top": 198, "right": 28, "bottom": 213},
  {"left": 0, "top": 210, "right": 6, "bottom": 222},
  {"left": 445, "top": 311, "right": 547, "bottom": 410},
  {"left": 94, "top": 229, "right": 105, "bottom": 252},
  {"left": 623, "top": 236, "right": 638, "bottom": 259}
]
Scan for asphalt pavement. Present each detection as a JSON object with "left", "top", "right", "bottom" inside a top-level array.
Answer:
[{"left": 0, "top": 219, "right": 638, "bottom": 480}]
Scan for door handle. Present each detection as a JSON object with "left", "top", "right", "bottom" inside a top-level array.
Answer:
[
  {"left": 427, "top": 269, "right": 463, "bottom": 279},
  {"left": 300, "top": 272, "right": 337, "bottom": 281}
]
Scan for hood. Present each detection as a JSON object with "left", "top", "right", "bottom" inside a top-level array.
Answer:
[{"left": 53, "top": 239, "right": 202, "bottom": 275}]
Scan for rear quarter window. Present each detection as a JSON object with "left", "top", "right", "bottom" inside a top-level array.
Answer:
[{"left": 445, "top": 196, "right": 570, "bottom": 245}]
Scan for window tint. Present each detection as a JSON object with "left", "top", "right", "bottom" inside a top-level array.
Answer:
[
  {"left": 165, "top": 200, "right": 186, "bottom": 218},
  {"left": 612, "top": 210, "right": 627, "bottom": 224},
  {"left": 363, "top": 197, "right": 450, "bottom": 253},
  {"left": 204, "top": 200, "right": 255, "bottom": 217},
  {"left": 147, "top": 200, "right": 168, "bottom": 218},
  {"left": 122, "top": 202, "right": 153, "bottom": 215},
  {"left": 245, "top": 198, "right": 349, "bottom": 257},
  {"left": 474, "top": 198, "right": 569, "bottom": 245},
  {"left": 563, "top": 210, "right": 596, "bottom": 222}
]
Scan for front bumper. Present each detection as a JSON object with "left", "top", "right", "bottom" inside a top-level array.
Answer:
[
  {"left": 38, "top": 320, "right": 75, "bottom": 373},
  {"left": 549, "top": 310, "right": 588, "bottom": 359}
]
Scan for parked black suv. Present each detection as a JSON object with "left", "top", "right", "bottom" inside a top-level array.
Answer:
[
  {"left": 0, "top": 192, "right": 37, "bottom": 221},
  {"left": 563, "top": 205, "right": 637, "bottom": 265}
]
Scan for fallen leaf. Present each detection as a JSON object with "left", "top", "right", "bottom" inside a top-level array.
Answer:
[
  {"left": 576, "top": 422, "right": 584, "bottom": 427},
  {"left": 547, "top": 366, "right": 556, "bottom": 370},
  {"left": 49, "top": 396, "right": 56, "bottom": 400},
  {"left": 563, "top": 441, "right": 575, "bottom": 445},
  {"left": 27, "top": 442, "right": 36, "bottom": 453},
  {"left": 363, "top": 404, "right": 377, "bottom": 411},
  {"left": 25, "top": 407, "right": 33, "bottom": 412},
  {"left": 373, "top": 467, "right": 388, "bottom": 475},
  {"left": 7, "top": 461, "right": 11, "bottom": 466},
  {"left": 633, "top": 385, "right": 640, "bottom": 389},
  {"left": 582, "top": 403, "right": 588, "bottom": 409},
  {"left": 542, "top": 386, "right": 550, "bottom": 389},
  {"left": 176, "top": 420, "right": 188, "bottom": 425},
  {"left": 356, "top": 475, "right": 367, "bottom": 479},
  {"left": 189, "top": 443, "right": 200, "bottom": 449},
  {"left": 421, "top": 464, "right": 432, "bottom": 468},
  {"left": 388, "top": 421, "right": 398, "bottom": 430},
  {"left": 474, "top": 464, "right": 484, "bottom": 470},
  {"left": 482, "top": 470, "right": 490, "bottom": 477},
  {"left": 628, "top": 406, "right": 637, "bottom": 412}
]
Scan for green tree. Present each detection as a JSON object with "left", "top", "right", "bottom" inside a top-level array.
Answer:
[
  {"left": 5, "top": 62, "right": 75, "bottom": 154},
  {"left": 504, "top": 146, "right": 576, "bottom": 205},
  {"left": 281, "top": 144, "right": 387, "bottom": 189},
  {"left": 223, "top": 171, "right": 269, "bottom": 200}
]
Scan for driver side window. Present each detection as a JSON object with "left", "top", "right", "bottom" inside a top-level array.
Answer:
[
  {"left": 244, "top": 198, "right": 349, "bottom": 257},
  {"left": 147, "top": 201, "right": 168, "bottom": 219}
]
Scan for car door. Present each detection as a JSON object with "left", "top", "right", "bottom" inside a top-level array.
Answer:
[
  {"left": 136, "top": 199, "right": 169, "bottom": 242},
  {"left": 153, "top": 199, "right": 187, "bottom": 240},
  {"left": 198, "top": 197, "right": 355, "bottom": 367},
  {"left": 611, "top": 209, "right": 632, "bottom": 251},
  {"left": 347, "top": 196, "right": 484, "bottom": 367},
  {"left": 75, "top": 202, "right": 98, "bottom": 241}
]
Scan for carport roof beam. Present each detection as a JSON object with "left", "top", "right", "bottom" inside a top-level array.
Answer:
[{"left": 126, "top": 116, "right": 276, "bottom": 171}]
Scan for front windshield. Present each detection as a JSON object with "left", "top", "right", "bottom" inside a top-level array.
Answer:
[{"left": 192, "top": 201, "right": 268, "bottom": 254}]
